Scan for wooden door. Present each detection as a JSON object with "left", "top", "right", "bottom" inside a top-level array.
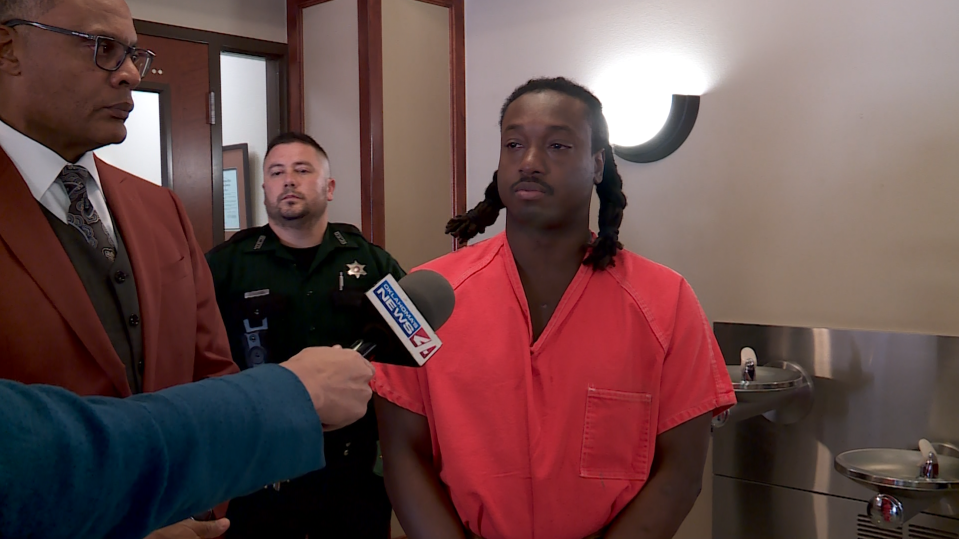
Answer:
[{"left": 136, "top": 35, "right": 216, "bottom": 252}]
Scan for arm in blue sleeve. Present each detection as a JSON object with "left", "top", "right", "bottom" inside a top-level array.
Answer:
[{"left": 0, "top": 365, "right": 325, "bottom": 539}]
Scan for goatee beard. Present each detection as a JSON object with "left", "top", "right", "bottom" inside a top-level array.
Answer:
[{"left": 269, "top": 205, "right": 323, "bottom": 231}]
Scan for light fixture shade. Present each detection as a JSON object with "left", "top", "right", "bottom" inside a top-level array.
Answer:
[{"left": 612, "top": 94, "right": 700, "bottom": 164}]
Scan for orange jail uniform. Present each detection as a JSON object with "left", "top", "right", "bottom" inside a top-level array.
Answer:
[{"left": 373, "top": 232, "right": 736, "bottom": 539}]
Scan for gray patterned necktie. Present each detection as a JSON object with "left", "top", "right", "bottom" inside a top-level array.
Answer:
[{"left": 56, "top": 165, "right": 117, "bottom": 263}]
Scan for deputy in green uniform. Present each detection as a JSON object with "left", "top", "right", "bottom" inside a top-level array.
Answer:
[{"left": 206, "top": 132, "right": 404, "bottom": 539}]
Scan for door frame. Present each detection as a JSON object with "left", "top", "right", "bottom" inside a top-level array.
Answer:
[
  {"left": 286, "top": 0, "right": 466, "bottom": 247},
  {"left": 134, "top": 21, "right": 289, "bottom": 246},
  {"left": 130, "top": 81, "right": 174, "bottom": 189}
]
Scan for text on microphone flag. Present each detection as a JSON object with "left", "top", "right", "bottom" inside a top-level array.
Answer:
[{"left": 367, "top": 275, "right": 442, "bottom": 364}]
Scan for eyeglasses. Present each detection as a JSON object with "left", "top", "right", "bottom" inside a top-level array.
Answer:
[{"left": 2, "top": 19, "right": 155, "bottom": 78}]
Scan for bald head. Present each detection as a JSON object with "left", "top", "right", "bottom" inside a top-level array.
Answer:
[{"left": 0, "top": 0, "right": 58, "bottom": 22}]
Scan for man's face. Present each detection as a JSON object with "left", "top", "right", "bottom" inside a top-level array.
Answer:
[
  {"left": 0, "top": 0, "right": 141, "bottom": 158},
  {"left": 497, "top": 90, "right": 604, "bottom": 230},
  {"left": 263, "top": 142, "right": 335, "bottom": 226}
]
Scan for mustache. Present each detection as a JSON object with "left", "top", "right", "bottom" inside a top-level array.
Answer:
[
  {"left": 511, "top": 176, "right": 554, "bottom": 195},
  {"left": 279, "top": 189, "right": 303, "bottom": 200}
]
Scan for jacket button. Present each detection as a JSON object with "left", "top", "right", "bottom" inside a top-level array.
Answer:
[
  {"left": 114, "top": 270, "right": 127, "bottom": 284},
  {"left": 129, "top": 315, "right": 140, "bottom": 327},
  {"left": 137, "top": 359, "right": 145, "bottom": 371}
]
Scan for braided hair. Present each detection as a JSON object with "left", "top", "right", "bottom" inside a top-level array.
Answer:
[{"left": 446, "top": 77, "right": 627, "bottom": 270}]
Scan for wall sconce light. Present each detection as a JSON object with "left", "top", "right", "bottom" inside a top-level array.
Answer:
[
  {"left": 593, "top": 54, "right": 707, "bottom": 164},
  {"left": 612, "top": 94, "right": 700, "bottom": 164}
]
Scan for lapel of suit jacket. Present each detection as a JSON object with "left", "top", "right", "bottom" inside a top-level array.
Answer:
[
  {"left": 0, "top": 149, "right": 131, "bottom": 396},
  {"left": 97, "top": 157, "right": 162, "bottom": 391}
]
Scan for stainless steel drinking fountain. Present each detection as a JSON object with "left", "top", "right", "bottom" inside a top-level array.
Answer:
[
  {"left": 712, "top": 346, "right": 815, "bottom": 429},
  {"left": 835, "top": 442, "right": 959, "bottom": 529},
  {"left": 712, "top": 323, "right": 959, "bottom": 538}
]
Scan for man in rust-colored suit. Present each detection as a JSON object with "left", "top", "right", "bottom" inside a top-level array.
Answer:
[{"left": 0, "top": 0, "right": 237, "bottom": 537}]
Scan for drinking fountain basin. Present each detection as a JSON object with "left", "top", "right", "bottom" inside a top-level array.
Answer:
[
  {"left": 835, "top": 447, "right": 959, "bottom": 529},
  {"left": 712, "top": 347, "right": 814, "bottom": 429},
  {"left": 726, "top": 363, "right": 804, "bottom": 401}
]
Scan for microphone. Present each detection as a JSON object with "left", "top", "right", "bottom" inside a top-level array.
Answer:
[{"left": 351, "top": 270, "right": 455, "bottom": 367}]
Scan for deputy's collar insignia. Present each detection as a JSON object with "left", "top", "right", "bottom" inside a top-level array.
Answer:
[
  {"left": 254, "top": 235, "right": 266, "bottom": 250},
  {"left": 334, "top": 231, "right": 348, "bottom": 246},
  {"left": 346, "top": 261, "right": 367, "bottom": 279}
]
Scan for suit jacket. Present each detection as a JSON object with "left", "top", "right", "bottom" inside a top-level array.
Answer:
[
  {"left": 0, "top": 366, "right": 326, "bottom": 539},
  {"left": 0, "top": 148, "right": 238, "bottom": 397}
]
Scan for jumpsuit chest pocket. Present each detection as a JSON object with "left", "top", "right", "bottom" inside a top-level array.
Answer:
[{"left": 580, "top": 387, "right": 654, "bottom": 481}]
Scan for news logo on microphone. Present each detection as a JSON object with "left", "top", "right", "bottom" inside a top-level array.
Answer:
[{"left": 366, "top": 274, "right": 442, "bottom": 365}]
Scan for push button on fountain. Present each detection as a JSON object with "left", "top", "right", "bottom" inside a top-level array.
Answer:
[{"left": 919, "top": 438, "right": 939, "bottom": 479}]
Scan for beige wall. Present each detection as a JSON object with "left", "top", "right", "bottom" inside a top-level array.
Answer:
[
  {"left": 465, "top": 0, "right": 959, "bottom": 536},
  {"left": 126, "top": 0, "right": 287, "bottom": 43},
  {"left": 302, "top": 0, "right": 364, "bottom": 229},
  {"left": 382, "top": 0, "right": 453, "bottom": 270}
]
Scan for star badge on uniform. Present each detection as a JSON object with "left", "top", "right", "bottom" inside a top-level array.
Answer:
[{"left": 346, "top": 261, "right": 367, "bottom": 279}]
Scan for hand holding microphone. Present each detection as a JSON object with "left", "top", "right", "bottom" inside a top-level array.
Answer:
[
  {"left": 280, "top": 346, "right": 375, "bottom": 431},
  {"left": 280, "top": 270, "right": 453, "bottom": 431}
]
